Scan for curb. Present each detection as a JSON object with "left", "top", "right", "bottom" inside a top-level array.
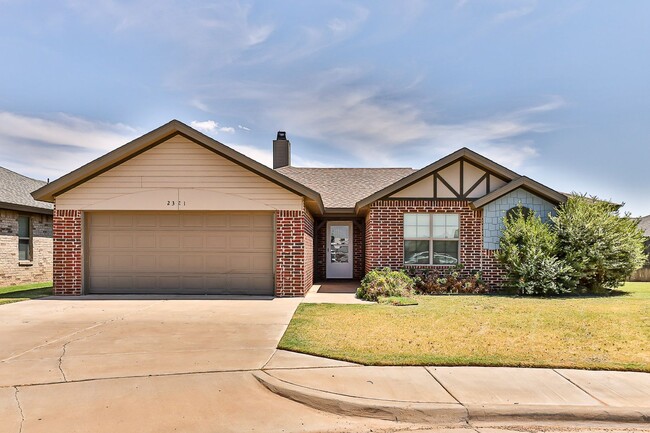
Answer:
[
  {"left": 253, "top": 371, "right": 468, "bottom": 424},
  {"left": 254, "top": 371, "right": 650, "bottom": 425}
]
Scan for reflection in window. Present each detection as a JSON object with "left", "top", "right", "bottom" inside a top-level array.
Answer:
[
  {"left": 18, "top": 216, "right": 31, "bottom": 261},
  {"left": 330, "top": 225, "right": 349, "bottom": 263},
  {"left": 404, "top": 214, "right": 459, "bottom": 265}
]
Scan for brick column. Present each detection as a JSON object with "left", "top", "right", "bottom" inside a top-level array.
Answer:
[
  {"left": 53, "top": 209, "right": 83, "bottom": 295},
  {"left": 275, "top": 209, "right": 313, "bottom": 297}
]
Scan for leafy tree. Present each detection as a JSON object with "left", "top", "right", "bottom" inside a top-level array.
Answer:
[
  {"left": 496, "top": 205, "right": 573, "bottom": 295},
  {"left": 552, "top": 195, "right": 647, "bottom": 293}
]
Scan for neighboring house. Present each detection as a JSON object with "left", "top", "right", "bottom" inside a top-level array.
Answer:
[
  {"left": 630, "top": 215, "right": 650, "bottom": 282},
  {"left": 32, "top": 120, "right": 567, "bottom": 297},
  {"left": 0, "top": 167, "right": 53, "bottom": 286}
]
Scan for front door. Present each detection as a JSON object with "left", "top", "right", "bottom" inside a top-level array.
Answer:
[{"left": 326, "top": 221, "right": 353, "bottom": 279}]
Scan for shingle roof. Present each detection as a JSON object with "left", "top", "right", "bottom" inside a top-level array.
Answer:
[
  {"left": 0, "top": 167, "right": 53, "bottom": 212},
  {"left": 276, "top": 167, "right": 417, "bottom": 208},
  {"left": 638, "top": 215, "right": 650, "bottom": 237}
]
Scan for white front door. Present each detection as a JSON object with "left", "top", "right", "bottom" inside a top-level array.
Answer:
[{"left": 326, "top": 221, "right": 353, "bottom": 279}]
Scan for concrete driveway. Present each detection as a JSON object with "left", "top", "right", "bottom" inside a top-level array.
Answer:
[
  {"left": 0, "top": 296, "right": 302, "bottom": 386},
  {"left": 1, "top": 296, "right": 416, "bottom": 433}
]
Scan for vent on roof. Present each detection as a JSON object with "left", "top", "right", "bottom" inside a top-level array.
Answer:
[{"left": 273, "top": 131, "right": 291, "bottom": 169}]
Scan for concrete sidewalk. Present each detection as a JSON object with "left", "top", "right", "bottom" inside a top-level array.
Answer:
[{"left": 257, "top": 350, "right": 650, "bottom": 425}]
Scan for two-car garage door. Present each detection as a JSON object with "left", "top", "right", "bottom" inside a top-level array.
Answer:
[{"left": 86, "top": 212, "right": 274, "bottom": 295}]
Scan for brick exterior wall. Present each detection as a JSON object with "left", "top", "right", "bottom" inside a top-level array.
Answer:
[
  {"left": 275, "top": 209, "right": 313, "bottom": 296},
  {"left": 365, "top": 199, "right": 506, "bottom": 288},
  {"left": 0, "top": 209, "right": 53, "bottom": 286},
  {"left": 53, "top": 209, "right": 83, "bottom": 295}
]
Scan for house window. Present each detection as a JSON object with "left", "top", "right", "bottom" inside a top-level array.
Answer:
[
  {"left": 506, "top": 206, "right": 532, "bottom": 221},
  {"left": 18, "top": 216, "right": 31, "bottom": 261},
  {"left": 404, "top": 214, "right": 459, "bottom": 265}
]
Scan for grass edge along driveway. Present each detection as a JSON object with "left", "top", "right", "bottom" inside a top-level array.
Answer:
[
  {"left": 0, "top": 282, "right": 53, "bottom": 305},
  {"left": 279, "top": 282, "right": 650, "bottom": 372}
]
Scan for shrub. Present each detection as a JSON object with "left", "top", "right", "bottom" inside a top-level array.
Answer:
[
  {"left": 356, "top": 268, "right": 415, "bottom": 302},
  {"left": 552, "top": 195, "right": 647, "bottom": 293},
  {"left": 406, "top": 265, "right": 489, "bottom": 294},
  {"left": 495, "top": 205, "right": 574, "bottom": 295}
]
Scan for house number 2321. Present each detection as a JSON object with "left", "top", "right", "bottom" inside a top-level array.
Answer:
[{"left": 166, "top": 201, "right": 187, "bottom": 206}]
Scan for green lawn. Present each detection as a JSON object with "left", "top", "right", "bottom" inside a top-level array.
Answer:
[
  {"left": 279, "top": 282, "right": 650, "bottom": 372},
  {"left": 0, "top": 282, "right": 53, "bottom": 305}
]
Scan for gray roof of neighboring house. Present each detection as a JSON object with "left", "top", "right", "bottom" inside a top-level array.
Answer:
[
  {"left": 276, "top": 167, "right": 417, "bottom": 209},
  {"left": 0, "top": 167, "right": 53, "bottom": 213},
  {"left": 638, "top": 215, "right": 650, "bottom": 237}
]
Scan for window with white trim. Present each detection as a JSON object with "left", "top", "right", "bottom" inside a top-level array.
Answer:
[{"left": 404, "top": 214, "right": 459, "bottom": 265}]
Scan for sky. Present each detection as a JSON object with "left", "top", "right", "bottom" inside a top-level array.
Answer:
[{"left": 0, "top": 0, "right": 649, "bottom": 215}]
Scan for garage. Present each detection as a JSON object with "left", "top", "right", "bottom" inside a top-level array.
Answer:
[{"left": 86, "top": 211, "right": 275, "bottom": 295}]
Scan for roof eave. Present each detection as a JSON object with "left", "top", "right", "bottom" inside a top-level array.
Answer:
[
  {"left": 0, "top": 201, "right": 53, "bottom": 215},
  {"left": 354, "top": 148, "right": 521, "bottom": 211},
  {"left": 31, "top": 120, "right": 325, "bottom": 214},
  {"left": 470, "top": 177, "right": 567, "bottom": 209}
]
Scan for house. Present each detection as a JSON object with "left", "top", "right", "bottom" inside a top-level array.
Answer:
[
  {"left": 0, "top": 167, "right": 53, "bottom": 286},
  {"left": 630, "top": 215, "right": 650, "bottom": 281},
  {"left": 32, "top": 120, "right": 567, "bottom": 296}
]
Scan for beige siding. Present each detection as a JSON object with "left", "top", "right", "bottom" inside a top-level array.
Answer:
[
  {"left": 56, "top": 136, "right": 303, "bottom": 211},
  {"left": 389, "top": 160, "right": 511, "bottom": 200},
  {"left": 390, "top": 175, "right": 434, "bottom": 198}
]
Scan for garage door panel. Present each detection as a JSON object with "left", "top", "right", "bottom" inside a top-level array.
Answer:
[
  {"left": 87, "top": 212, "right": 274, "bottom": 295},
  {"left": 158, "top": 233, "right": 181, "bottom": 249},
  {"left": 229, "top": 234, "right": 251, "bottom": 249},
  {"left": 134, "top": 255, "right": 156, "bottom": 271},
  {"left": 182, "top": 234, "right": 204, "bottom": 249},
  {"left": 135, "top": 232, "right": 156, "bottom": 248},
  {"left": 134, "top": 214, "right": 158, "bottom": 227},
  {"left": 112, "top": 214, "right": 134, "bottom": 227},
  {"left": 253, "top": 234, "right": 273, "bottom": 249},
  {"left": 158, "top": 255, "right": 181, "bottom": 272},
  {"left": 112, "top": 234, "right": 134, "bottom": 248}
]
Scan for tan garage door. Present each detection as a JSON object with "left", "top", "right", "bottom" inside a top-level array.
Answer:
[{"left": 86, "top": 212, "right": 274, "bottom": 295}]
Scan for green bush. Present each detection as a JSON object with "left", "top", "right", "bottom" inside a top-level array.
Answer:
[
  {"left": 552, "top": 195, "right": 647, "bottom": 293},
  {"left": 356, "top": 268, "right": 415, "bottom": 302},
  {"left": 496, "top": 199, "right": 647, "bottom": 295},
  {"left": 496, "top": 205, "right": 574, "bottom": 295},
  {"left": 405, "top": 265, "right": 489, "bottom": 294}
]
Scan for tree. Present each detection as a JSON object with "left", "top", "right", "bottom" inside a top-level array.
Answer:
[
  {"left": 552, "top": 195, "right": 647, "bottom": 293},
  {"left": 496, "top": 205, "right": 574, "bottom": 295}
]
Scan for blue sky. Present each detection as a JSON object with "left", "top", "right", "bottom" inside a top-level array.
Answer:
[{"left": 1, "top": 0, "right": 649, "bottom": 214}]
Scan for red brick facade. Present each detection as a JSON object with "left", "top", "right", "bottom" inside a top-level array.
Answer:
[
  {"left": 274, "top": 209, "right": 313, "bottom": 296},
  {"left": 365, "top": 199, "right": 506, "bottom": 288},
  {"left": 53, "top": 209, "right": 83, "bottom": 295}
]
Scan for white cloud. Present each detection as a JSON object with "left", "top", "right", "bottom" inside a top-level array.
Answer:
[
  {"left": 190, "top": 120, "right": 218, "bottom": 132},
  {"left": 238, "top": 125, "right": 251, "bottom": 131},
  {"left": 244, "top": 70, "right": 564, "bottom": 169},
  {"left": 190, "top": 120, "right": 235, "bottom": 134},
  {"left": 494, "top": 0, "right": 537, "bottom": 23},
  {"left": 0, "top": 112, "right": 136, "bottom": 180}
]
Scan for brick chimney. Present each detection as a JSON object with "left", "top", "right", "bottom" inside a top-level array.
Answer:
[{"left": 273, "top": 131, "right": 291, "bottom": 169}]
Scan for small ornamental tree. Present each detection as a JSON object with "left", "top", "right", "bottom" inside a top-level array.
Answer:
[
  {"left": 552, "top": 195, "right": 647, "bottom": 293},
  {"left": 495, "top": 205, "right": 574, "bottom": 295}
]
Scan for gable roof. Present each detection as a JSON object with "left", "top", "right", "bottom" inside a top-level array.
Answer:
[
  {"left": 638, "top": 215, "right": 650, "bottom": 237},
  {"left": 0, "top": 167, "right": 53, "bottom": 214},
  {"left": 471, "top": 176, "right": 568, "bottom": 208},
  {"left": 32, "top": 120, "right": 325, "bottom": 214},
  {"left": 354, "top": 148, "right": 521, "bottom": 212},
  {"left": 276, "top": 167, "right": 416, "bottom": 209}
]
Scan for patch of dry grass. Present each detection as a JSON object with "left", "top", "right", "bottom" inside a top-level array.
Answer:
[{"left": 279, "top": 282, "right": 650, "bottom": 371}]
